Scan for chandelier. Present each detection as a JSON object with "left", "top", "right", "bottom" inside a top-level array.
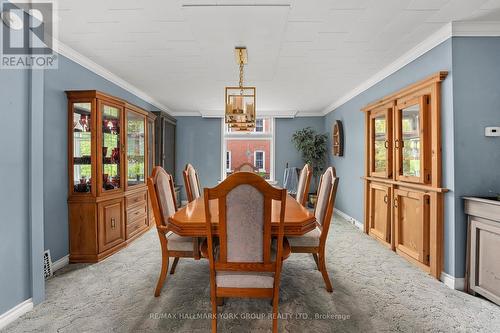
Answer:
[{"left": 225, "top": 47, "right": 256, "bottom": 131}]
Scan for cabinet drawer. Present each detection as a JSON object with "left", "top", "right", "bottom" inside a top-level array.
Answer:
[
  {"left": 127, "top": 214, "right": 148, "bottom": 238},
  {"left": 127, "top": 202, "right": 147, "bottom": 223},
  {"left": 126, "top": 191, "right": 147, "bottom": 207},
  {"left": 98, "top": 199, "right": 125, "bottom": 252}
]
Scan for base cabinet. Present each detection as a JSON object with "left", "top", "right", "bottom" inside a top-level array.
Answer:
[
  {"left": 98, "top": 198, "right": 125, "bottom": 252},
  {"left": 368, "top": 182, "right": 391, "bottom": 246},
  {"left": 394, "top": 188, "right": 430, "bottom": 266}
]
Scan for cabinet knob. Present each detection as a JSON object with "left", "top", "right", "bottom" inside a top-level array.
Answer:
[
  {"left": 394, "top": 198, "right": 398, "bottom": 208},
  {"left": 384, "top": 140, "right": 389, "bottom": 149},
  {"left": 384, "top": 195, "right": 388, "bottom": 204},
  {"left": 111, "top": 218, "right": 116, "bottom": 229},
  {"left": 394, "top": 139, "right": 400, "bottom": 149}
]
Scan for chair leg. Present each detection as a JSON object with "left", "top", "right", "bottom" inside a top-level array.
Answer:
[
  {"left": 272, "top": 293, "right": 279, "bottom": 333},
  {"left": 170, "top": 257, "right": 180, "bottom": 274},
  {"left": 318, "top": 252, "right": 333, "bottom": 292},
  {"left": 155, "top": 236, "right": 169, "bottom": 297},
  {"left": 211, "top": 295, "right": 217, "bottom": 332},
  {"left": 312, "top": 253, "right": 320, "bottom": 270}
]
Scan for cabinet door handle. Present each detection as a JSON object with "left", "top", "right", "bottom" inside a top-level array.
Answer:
[
  {"left": 384, "top": 195, "right": 388, "bottom": 204},
  {"left": 111, "top": 218, "right": 116, "bottom": 229},
  {"left": 394, "top": 198, "right": 398, "bottom": 208},
  {"left": 384, "top": 140, "right": 389, "bottom": 149},
  {"left": 394, "top": 139, "right": 400, "bottom": 149}
]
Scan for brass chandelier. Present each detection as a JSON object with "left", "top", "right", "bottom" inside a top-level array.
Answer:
[{"left": 225, "top": 47, "right": 256, "bottom": 131}]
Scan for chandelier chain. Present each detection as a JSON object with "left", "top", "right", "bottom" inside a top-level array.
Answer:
[{"left": 239, "top": 49, "right": 244, "bottom": 93}]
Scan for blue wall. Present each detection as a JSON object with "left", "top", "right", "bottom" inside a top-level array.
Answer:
[
  {"left": 175, "top": 117, "right": 221, "bottom": 199},
  {"left": 0, "top": 68, "right": 31, "bottom": 314},
  {"left": 324, "top": 39, "right": 456, "bottom": 276},
  {"left": 275, "top": 117, "right": 324, "bottom": 187},
  {"left": 43, "top": 55, "right": 162, "bottom": 263},
  {"left": 451, "top": 37, "right": 500, "bottom": 277}
]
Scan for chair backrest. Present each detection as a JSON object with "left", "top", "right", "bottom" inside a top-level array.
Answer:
[
  {"left": 295, "top": 164, "right": 312, "bottom": 206},
  {"left": 204, "top": 172, "right": 287, "bottom": 273},
  {"left": 235, "top": 162, "right": 256, "bottom": 173},
  {"left": 314, "top": 167, "right": 339, "bottom": 242},
  {"left": 183, "top": 163, "right": 201, "bottom": 202},
  {"left": 147, "top": 166, "right": 177, "bottom": 228}
]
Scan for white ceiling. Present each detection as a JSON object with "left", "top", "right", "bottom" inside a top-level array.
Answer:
[{"left": 54, "top": 0, "right": 500, "bottom": 116}]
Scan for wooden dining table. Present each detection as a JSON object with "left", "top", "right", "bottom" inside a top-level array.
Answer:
[{"left": 168, "top": 194, "right": 316, "bottom": 237}]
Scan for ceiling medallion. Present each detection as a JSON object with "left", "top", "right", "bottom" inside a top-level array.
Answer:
[{"left": 225, "top": 46, "right": 256, "bottom": 131}]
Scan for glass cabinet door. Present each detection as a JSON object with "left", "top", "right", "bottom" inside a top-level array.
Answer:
[
  {"left": 101, "top": 103, "right": 122, "bottom": 192},
  {"left": 369, "top": 104, "right": 392, "bottom": 178},
  {"left": 127, "top": 111, "right": 145, "bottom": 186},
  {"left": 72, "top": 102, "right": 93, "bottom": 193},
  {"left": 395, "top": 96, "right": 429, "bottom": 183}
]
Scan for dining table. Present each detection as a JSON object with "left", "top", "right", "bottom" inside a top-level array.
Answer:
[{"left": 168, "top": 194, "right": 316, "bottom": 237}]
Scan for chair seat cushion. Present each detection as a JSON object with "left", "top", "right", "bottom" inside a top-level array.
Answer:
[
  {"left": 216, "top": 271, "right": 274, "bottom": 288},
  {"left": 166, "top": 231, "right": 194, "bottom": 251},
  {"left": 287, "top": 227, "right": 321, "bottom": 247}
]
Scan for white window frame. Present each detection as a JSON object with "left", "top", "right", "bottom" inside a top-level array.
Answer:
[
  {"left": 226, "top": 151, "right": 232, "bottom": 172},
  {"left": 254, "top": 150, "right": 265, "bottom": 172},
  {"left": 221, "top": 117, "right": 275, "bottom": 181},
  {"left": 255, "top": 118, "right": 264, "bottom": 132}
]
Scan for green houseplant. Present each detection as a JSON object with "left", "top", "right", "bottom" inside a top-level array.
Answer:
[{"left": 291, "top": 127, "right": 328, "bottom": 204}]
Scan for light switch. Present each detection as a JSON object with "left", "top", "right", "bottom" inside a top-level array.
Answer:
[{"left": 485, "top": 127, "right": 500, "bottom": 137}]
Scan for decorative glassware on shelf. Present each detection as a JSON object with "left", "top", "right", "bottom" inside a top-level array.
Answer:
[
  {"left": 102, "top": 104, "right": 121, "bottom": 191},
  {"left": 127, "top": 111, "right": 145, "bottom": 186},
  {"left": 73, "top": 102, "right": 92, "bottom": 193},
  {"left": 373, "top": 115, "right": 387, "bottom": 173}
]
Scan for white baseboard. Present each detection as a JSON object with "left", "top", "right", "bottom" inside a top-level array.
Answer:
[
  {"left": 335, "top": 209, "right": 364, "bottom": 231},
  {"left": 52, "top": 255, "right": 69, "bottom": 272},
  {"left": 0, "top": 299, "right": 33, "bottom": 330},
  {"left": 440, "top": 272, "right": 465, "bottom": 291}
]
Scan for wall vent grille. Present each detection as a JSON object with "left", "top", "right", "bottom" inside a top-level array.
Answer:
[{"left": 43, "top": 250, "right": 53, "bottom": 279}]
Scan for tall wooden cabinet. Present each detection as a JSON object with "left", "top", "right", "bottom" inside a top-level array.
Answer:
[
  {"left": 67, "top": 90, "right": 155, "bottom": 263},
  {"left": 362, "top": 72, "right": 448, "bottom": 278}
]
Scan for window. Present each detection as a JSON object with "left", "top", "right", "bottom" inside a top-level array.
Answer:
[
  {"left": 255, "top": 119, "right": 263, "bottom": 132},
  {"left": 222, "top": 117, "right": 274, "bottom": 180},
  {"left": 226, "top": 151, "right": 231, "bottom": 171},
  {"left": 254, "top": 151, "right": 265, "bottom": 171}
]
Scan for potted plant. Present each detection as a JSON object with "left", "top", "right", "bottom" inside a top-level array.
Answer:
[{"left": 292, "top": 127, "right": 328, "bottom": 206}]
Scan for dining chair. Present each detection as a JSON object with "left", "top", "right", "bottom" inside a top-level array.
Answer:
[
  {"left": 295, "top": 164, "right": 312, "bottom": 206},
  {"left": 147, "top": 166, "right": 200, "bottom": 297},
  {"left": 287, "top": 166, "right": 339, "bottom": 292},
  {"left": 235, "top": 162, "right": 256, "bottom": 173},
  {"left": 183, "top": 163, "right": 201, "bottom": 202},
  {"left": 201, "top": 172, "right": 290, "bottom": 333}
]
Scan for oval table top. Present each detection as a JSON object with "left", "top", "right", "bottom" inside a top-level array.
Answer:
[{"left": 168, "top": 195, "right": 316, "bottom": 237}]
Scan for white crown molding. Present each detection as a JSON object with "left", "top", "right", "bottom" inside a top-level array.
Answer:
[
  {"left": 175, "top": 111, "right": 203, "bottom": 117},
  {"left": 53, "top": 39, "right": 173, "bottom": 116},
  {"left": 322, "top": 21, "right": 500, "bottom": 115},
  {"left": 322, "top": 22, "right": 452, "bottom": 115},
  {"left": 0, "top": 299, "right": 33, "bottom": 330},
  {"left": 452, "top": 20, "right": 500, "bottom": 36}
]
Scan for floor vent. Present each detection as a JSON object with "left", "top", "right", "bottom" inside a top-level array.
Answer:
[{"left": 43, "top": 250, "right": 53, "bottom": 279}]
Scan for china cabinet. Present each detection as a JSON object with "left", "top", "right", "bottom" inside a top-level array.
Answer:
[
  {"left": 67, "top": 90, "right": 155, "bottom": 262},
  {"left": 362, "top": 72, "right": 448, "bottom": 279}
]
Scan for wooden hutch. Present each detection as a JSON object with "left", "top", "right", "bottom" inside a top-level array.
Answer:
[
  {"left": 67, "top": 90, "right": 157, "bottom": 262},
  {"left": 362, "top": 72, "right": 448, "bottom": 278}
]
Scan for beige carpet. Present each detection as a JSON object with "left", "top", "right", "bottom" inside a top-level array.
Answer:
[{"left": 3, "top": 215, "right": 500, "bottom": 332}]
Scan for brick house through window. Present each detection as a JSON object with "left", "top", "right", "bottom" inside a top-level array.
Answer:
[{"left": 223, "top": 117, "right": 273, "bottom": 180}]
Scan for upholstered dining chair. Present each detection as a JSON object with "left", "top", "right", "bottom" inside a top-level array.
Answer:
[
  {"left": 295, "top": 164, "right": 312, "bottom": 206},
  {"left": 183, "top": 163, "right": 201, "bottom": 202},
  {"left": 287, "top": 166, "right": 339, "bottom": 292},
  {"left": 235, "top": 162, "right": 256, "bottom": 173},
  {"left": 147, "top": 166, "right": 200, "bottom": 297},
  {"left": 201, "top": 172, "right": 290, "bottom": 333}
]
